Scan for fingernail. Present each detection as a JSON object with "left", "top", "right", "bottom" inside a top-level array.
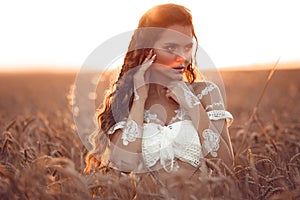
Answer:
[{"left": 150, "top": 49, "right": 153, "bottom": 54}]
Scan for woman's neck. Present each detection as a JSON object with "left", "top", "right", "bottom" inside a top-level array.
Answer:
[
  {"left": 148, "top": 83, "right": 167, "bottom": 98},
  {"left": 146, "top": 83, "right": 179, "bottom": 107},
  {"left": 145, "top": 83, "right": 179, "bottom": 124}
]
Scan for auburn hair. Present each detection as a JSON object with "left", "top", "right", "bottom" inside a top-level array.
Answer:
[{"left": 85, "top": 3, "right": 200, "bottom": 173}]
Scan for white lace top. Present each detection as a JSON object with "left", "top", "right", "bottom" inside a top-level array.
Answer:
[
  {"left": 108, "top": 82, "right": 233, "bottom": 172},
  {"left": 142, "top": 109, "right": 202, "bottom": 172}
]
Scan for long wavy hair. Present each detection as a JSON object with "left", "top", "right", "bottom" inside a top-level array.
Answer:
[{"left": 85, "top": 3, "right": 200, "bottom": 173}]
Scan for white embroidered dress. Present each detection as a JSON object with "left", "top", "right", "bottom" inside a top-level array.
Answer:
[{"left": 108, "top": 82, "right": 233, "bottom": 172}]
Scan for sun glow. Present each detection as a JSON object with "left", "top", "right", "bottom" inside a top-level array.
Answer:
[{"left": 0, "top": 0, "right": 299, "bottom": 72}]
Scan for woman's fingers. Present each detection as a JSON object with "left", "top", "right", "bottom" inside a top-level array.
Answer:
[
  {"left": 142, "top": 49, "right": 154, "bottom": 64},
  {"left": 140, "top": 53, "right": 156, "bottom": 72},
  {"left": 132, "top": 50, "right": 156, "bottom": 100},
  {"left": 141, "top": 50, "right": 152, "bottom": 64},
  {"left": 134, "top": 52, "right": 156, "bottom": 87}
]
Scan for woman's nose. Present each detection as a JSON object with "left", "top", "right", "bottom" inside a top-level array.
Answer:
[
  {"left": 175, "top": 49, "right": 187, "bottom": 62},
  {"left": 175, "top": 56, "right": 185, "bottom": 62}
]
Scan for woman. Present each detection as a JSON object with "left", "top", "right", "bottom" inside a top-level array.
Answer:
[{"left": 85, "top": 3, "right": 234, "bottom": 175}]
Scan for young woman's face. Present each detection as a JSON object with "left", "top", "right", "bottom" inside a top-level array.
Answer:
[{"left": 151, "top": 24, "right": 193, "bottom": 81}]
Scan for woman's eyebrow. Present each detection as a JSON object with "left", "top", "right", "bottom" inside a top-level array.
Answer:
[
  {"left": 163, "top": 42, "right": 193, "bottom": 46},
  {"left": 163, "top": 42, "right": 178, "bottom": 46},
  {"left": 185, "top": 42, "right": 194, "bottom": 47}
]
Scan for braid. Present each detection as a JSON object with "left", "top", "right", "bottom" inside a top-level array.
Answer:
[{"left": 98, "top": 32, "right": 150, "bottom": 134}]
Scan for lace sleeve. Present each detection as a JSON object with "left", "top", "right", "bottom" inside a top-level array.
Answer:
[
  {"left": 108, "top": 119, "right": 143, "bottom": 146},
  {"left": 194, "top": 81, "right": 233, "bottom": 157},
  {"left": 108, "top": 121, "right": 127, "bottom": 135},
  {"left": 202, "top": 129, "right": 220, "bottom": 157},
  {"left": 195, "top": 81, "right": 234, "bottom": 127},
  {"left": 207, "top": 110, "right": 233, "bottom": 127}
]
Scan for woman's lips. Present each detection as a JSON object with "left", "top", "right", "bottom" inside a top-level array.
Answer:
[{"left": 172, "top": 66, "right": 185, "bottom": 74}]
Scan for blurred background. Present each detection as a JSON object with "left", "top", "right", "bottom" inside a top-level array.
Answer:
[
  {"left": 0, "top": 2, "right": 299, "bottom": 198},
  {"left": 0, "top": 0, "right": 299, "bottom": 127},
  {"left": 0, "top": 0, "right": 299, "bottom": 72}
]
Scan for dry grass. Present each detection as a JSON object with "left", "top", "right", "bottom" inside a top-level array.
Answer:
[{"left": 0, "top": 69, "right": 299, "bottom": 199}]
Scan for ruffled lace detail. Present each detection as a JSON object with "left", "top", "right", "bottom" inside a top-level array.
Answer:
[
  {"left": 144, "top": 107, "right": 190, "bottom": 125},
  {"left": 142, "top": 120, "right": 202, "bottom": 172},
  {"left": 207, "top": 110, "right": 233, "bottom": 126},
  {"left": 202, "top": 129, "right": 220, "bottom": 157},
  {"left": 143, "top": 109, "right": 201, "bottom": 171},
  {"left": 108, "top": 121, "right": 126, "bottom": 135},
  {"left": 205, "top": 101, "right": 224, "bottom": 111},
  {"left": 107, "top": 80, "right": 234, "bottom": 171},
  {"left": 173, "top": 108, "right": 189, "bottom": 121},
  {"left": 108, "top": 119, "right": 142, "bottom": 145},
  {"left": 144, "top": 110, "right": 163, "bottom": 125},
  {"left": 196, "top": 83, "right": 217, "bottom": 99}
]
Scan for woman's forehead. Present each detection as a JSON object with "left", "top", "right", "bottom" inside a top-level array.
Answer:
[
  {"left": 166, "top": 24, "right": 193, "bottom": 37},
  {"left": 154, "top": 26, "right": 193, "bottom": 45}
]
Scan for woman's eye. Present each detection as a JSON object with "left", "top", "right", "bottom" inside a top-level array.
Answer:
[
  {"left": 184, "top": 45, "right": 193, "bottom": 52},
  {"left": 165, "top": 46, "right": 177, "bottom": 52}
]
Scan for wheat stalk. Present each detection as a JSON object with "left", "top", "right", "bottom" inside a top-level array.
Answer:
[{"left": 235, "top": 57, "right": 281, "bottom": 159}]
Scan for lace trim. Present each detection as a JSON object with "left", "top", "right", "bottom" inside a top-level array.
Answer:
[
  {"left": 207, "top": 110, "right": 233, "bottom": 126},
  {"left": 144, "top": 110, "right": 164, "bottom": 125},
  {"left": 168, "top": 107, "right": 189, "bottom": 125},
  {"left": 205, "top": 101, "right": 224, "bottom": 111},
  {"left": 183, "top": 87, "right": 200, "bottom": 108},
  {"left": 173, "top": 108, "right": 189, "bottom": 121},
  {"left": 196, "top": 84, "right": 217, "bottom": 100},
  {"left": 202, "top": 129, "right": 220, "bottom": 157},
  {"left": 107, "top": 119, "right": 142, "bottom": 146},
  {"left": 142, "top": 120, "right": 202, "bottom": 171},
  {"left": 108, "top": 121, "right": 126, "bottom": 135},
  {"left": 144, "top": 107, "right": 190, "bottom": 126}
]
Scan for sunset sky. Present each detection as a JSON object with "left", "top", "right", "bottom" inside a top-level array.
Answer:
[{"left": 0, "top": 0, "right": 299, "bottom": 71}]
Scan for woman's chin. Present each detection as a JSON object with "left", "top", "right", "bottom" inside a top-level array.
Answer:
[{"left": 173, "top": 74, "right": 184, "bottom": 81}]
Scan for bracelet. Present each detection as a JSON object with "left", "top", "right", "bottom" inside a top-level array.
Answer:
[
  {"left": 121, "top": 119, "right": 143, "bottom": 145},
  {"left": 202, "top": 129, "right": 220, "bottom": 157}
]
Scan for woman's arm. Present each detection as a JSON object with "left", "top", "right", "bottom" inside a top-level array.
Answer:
[
  {"left": 109, "top": 99, "right": 146, "bottom": 172},
  {"left": 166, "top": 81, "right": 234, "bottom": 168},
  {"left": 193, "top": 81, "right": 234, "bottom": 168},
  {"left": 108, "top": 51, "right": 156, "bottom": 172}
]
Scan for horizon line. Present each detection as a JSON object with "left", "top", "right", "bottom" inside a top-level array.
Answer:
[{"left": 0, "top": 60, "right": 299, "bottom": 73}]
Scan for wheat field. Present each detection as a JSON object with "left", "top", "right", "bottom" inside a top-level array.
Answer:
[{"left": 0, "top": 69, "right": 299, "bottom": 199}]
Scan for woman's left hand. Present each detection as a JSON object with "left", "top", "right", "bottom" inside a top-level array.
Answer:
[{"left": 165, "top": 81, "right": 200, "bottom": 109}]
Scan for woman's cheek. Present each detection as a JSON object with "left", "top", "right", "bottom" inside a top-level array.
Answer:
[{"left": 155, "top": 51, "right": 175, "bottom": 67}]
